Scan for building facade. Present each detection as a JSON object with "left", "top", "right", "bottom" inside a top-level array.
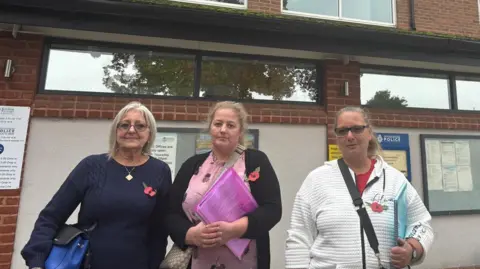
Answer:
[{"left": 1, "top": 0, "right": 480, "bottom": 268}]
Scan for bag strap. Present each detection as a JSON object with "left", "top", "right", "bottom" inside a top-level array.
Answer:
[
  {"left": 207, "top": 144, "right": 247, "bottom": 189},
  {"left": 338, "top": 158, "right": 383, "bottom": 267}
]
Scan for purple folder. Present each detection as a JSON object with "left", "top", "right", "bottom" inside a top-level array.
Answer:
[{"left": 194, "top": 167, "right": 259, "bottom": 260}]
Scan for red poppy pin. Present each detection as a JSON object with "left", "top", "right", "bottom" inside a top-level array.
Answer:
[
  {"left": 365, "top": 201, "right": 388, "bottom": 213},
  {"left": 142, "top": 182, "right": 157, "bottom": 197},
  {"left": 245, "top": 167, "right": 260, "bottom": 182}
]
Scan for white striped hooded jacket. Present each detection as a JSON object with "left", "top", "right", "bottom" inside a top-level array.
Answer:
[{"left": 285, "top": 156, "right": 434, "bottom": 269}]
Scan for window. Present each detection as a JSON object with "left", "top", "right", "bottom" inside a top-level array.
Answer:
[
  {"left": 360, "top": 70, "right": 451, "bottom": 109},
  {"left": 283, "top": 0, "right": 395, "bottom": 26},
  {"left": 456, "top": 77, "right": 480, "bottom": 111},
  {"left": 42, "top": 43, "right": 319, "bottom": 104},
  {"left": 200, "top": 57, "right": 318, "bottom": 102},
  {"left": 44, "top": 45, "right": 196, "bottom": 97}
]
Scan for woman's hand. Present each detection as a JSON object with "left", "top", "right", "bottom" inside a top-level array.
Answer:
[
  {"left": 185, "top": 222, "right": 221, "bottom": 248},
  {"left": 211, "top": 221, "right": 237, "bottom": 246},
  {"left": 391, "top": 238, "right": 413, "bottom": 268},
  {"left": 211, "top": 217, "right": 248, "bottom": 246}
]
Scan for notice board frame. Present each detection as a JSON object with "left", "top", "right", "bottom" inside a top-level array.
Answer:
[
  {"left": 156, "top": 127, "right": 259, "bottom": 149},
  {"left": 376, "top": 132, "right": 412, "bottom": 182},
  {"left": 420, "top": 134, "right": 480, "bottom": 216}
]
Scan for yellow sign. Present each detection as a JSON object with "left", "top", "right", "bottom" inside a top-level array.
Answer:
[
  {"left": 382, "top": 149, "right": 408, "bottom": 178},
  {"left": 328, "top": 144, "right": 342, "bottom": 161}
]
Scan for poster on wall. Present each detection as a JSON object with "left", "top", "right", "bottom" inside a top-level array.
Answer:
[
  {"left": 424, "top": 139, "right": 473, "bottom": 192},
  {"left": 151, "top": 133, "right": 177, "bottom": 176},
  {"left": 376, "top": 133, "right": 412, "bottom": 181},
  {"left": 328, "top": 144, "right": 342, "bottom": 161},
  {"left": 195, "top": 133, "right": 256, "bottom": 154},
  {"left": 0, "top": 106, "right": 30, "bottom": 190}
]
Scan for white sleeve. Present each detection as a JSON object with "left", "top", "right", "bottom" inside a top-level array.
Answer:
[
  {"left": 405, "top": 182, "right": 435, "bottom": 265},
  {"left": 285, "top": 175, "right": 318, "bottom": 269}
]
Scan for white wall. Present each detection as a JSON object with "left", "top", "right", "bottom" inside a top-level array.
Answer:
[
  {"left": 11, "top": 118, "right": 327, "bottom": 269},
  {"left": 377, "top": 127, "right": 480, "bottom": 269}
]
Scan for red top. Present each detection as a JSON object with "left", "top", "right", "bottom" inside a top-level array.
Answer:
[{"left": 356, "top": 159, "right": 377, "bottom": 195}]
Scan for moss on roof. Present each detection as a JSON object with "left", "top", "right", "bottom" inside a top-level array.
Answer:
[{"left": 127, "top": 0, "right": 480, "bottom": 42}]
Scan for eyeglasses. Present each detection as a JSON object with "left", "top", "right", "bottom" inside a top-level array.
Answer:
[
  {"left": 334, "top": 125, "right": 369, "bottom": 137},
  {"left": 117, "top": 122, "right": 149, "bottom": 132}
]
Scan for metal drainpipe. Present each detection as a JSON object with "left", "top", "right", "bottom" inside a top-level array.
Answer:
[{"left": 410, "top": 0, "right": 416, "bottom": 31}]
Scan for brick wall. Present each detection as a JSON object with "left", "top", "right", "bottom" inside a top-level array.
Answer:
[
  {"left": 248, "top": 0, "right": 281, "bottom": 13},
  {"left": 0, "top": 32, "right": 41, "bottom": 269},
  {"left": 247, "top": 0, "right": 480, "bottom": 40},
  {"left": 396, "top": 0, "right": 480, "bottom": 38}
]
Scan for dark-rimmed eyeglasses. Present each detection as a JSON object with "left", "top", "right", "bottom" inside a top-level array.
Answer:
[
  {"left": 334, "top": 125, "right": 369, "bottom": 137},
  {"left": 117, "top": 122, "right": 149, "bottom": 132}
]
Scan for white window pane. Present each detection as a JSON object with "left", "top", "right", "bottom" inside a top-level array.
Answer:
[
  {"left": 285, "top": 0, "right": 338, "bottom": 17},
  {"left": 456, "top": 79, "right": 480, "bottom": 111},
  {"left": 361, "top": 73, "right": 450, "bottom": 109},
  {"left": 341, "top": 0, "right": 393, "bottom": 23}
]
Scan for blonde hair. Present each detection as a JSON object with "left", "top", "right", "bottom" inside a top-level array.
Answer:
[
  {"left": 334, "top": 106, "right": 383, "bottom": 158},
  {"left": 108, "top": 101, "right": 157, "bottom": 158},
  {"left": 206, "top": 101, "right": 249, "bottom": 145}
]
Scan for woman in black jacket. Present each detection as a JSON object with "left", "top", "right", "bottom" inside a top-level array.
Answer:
[{"left": 165, "top": 101, "right": 282, "bottom": 269}]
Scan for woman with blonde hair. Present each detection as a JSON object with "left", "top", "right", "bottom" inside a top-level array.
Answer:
[
  {"left": 285, "top": 106, "right": 434, "bottom": 269},
  {"left": 21, "top": 101, "right": 172, "bottom": 269},
  {"left": 166, "top": 101, "right": 282, "bottom": 269}
]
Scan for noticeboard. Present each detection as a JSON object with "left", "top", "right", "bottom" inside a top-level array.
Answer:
[
  {"left": 376, "top": 132, "right": 412, "bottom": 181},
  {"left": 151, "top": 127, "right": 259, "bottom": 178},
  {"left": 420, "top": 134, "right": 480, "bottom": 216}
]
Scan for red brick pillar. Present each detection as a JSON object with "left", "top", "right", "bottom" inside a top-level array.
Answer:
[
  {"left": 0, "top": 32, "right": 43, "bottom": 269},
  {"left": 323, "top": 60, "right": 361, "bottom": 159}
]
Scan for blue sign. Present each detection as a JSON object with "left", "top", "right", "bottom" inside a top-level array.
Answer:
[
  {"left": 376, "top": 133, "right": 412, "bottom": 181},
  {"left": 0, "top": 144, "right": 3, "bottom": 154}
]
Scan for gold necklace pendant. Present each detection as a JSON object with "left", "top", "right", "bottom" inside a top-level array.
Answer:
[{"left": 124, "top": 166, "right": 135, "bottom": 181}]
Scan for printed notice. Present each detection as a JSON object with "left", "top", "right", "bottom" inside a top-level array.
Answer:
[
  {"left": 454, "top": 141, "right": 471, "bottom": 166},
  {"left": 383, "top": 150, "right": 408, "bottom": 178},
  {"left": 456, "top": 166, "right": 473, "bottom": 192},
  {"left": 426, "top": 164, "right": 443, "bottom": 191},
  {"left": 440, "top": 141, "right": 456, "bottom": 166},
  {"left": 0, "top": 106, "right": 30, "bottom": 189},
  {"left": 442, "top": 165, "right": 459, "bottom": 192},
  {"left": 152, "top": 133, "right": 177, "bottom": 179},
  {"left": 328, "top": 144, "right": 342, "bottom": 161},
  {"left": 425, "top": 140, "right": 441, "bottom": 164}
]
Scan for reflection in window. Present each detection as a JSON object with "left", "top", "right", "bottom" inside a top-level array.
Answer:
[
  {"left": 200, "top": 57, "right": 318, "bottom": 102},
  {"left": 283, "top": 0, "right": 394, "bottom": 25},
  {"left": 360, "top": 71, "right": 450, "bottom": 109},
  {"left": 170, "top": 0, "right": 245, "bottom": 7},
  {"left": 456, "top": 78, "right": 480, "bottom": 111},
  {"left": 45, "top": 47, "right": 196, "bottom": 96}
]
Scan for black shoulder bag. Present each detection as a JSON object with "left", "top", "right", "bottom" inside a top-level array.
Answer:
[{"left": 338, "top": 158, "right": 385, "bottom": 269}]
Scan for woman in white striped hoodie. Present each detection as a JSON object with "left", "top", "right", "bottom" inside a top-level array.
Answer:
[{"left": 285, "top": 107, "right": 434, "bottom": 269}]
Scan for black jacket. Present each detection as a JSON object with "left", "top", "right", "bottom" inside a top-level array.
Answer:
[{"left": 166, "top": 148, "right": 282, "bottom": 269}]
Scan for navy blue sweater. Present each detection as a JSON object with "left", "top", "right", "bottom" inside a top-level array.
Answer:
[{"left": 21, "top": 154, "right": 171, "bottom": 269}]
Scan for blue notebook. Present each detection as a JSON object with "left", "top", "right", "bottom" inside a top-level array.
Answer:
[{"left": 394, "top": 182, "right": 408, "bottom": 240}]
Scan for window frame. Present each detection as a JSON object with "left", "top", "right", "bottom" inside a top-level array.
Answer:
[
  {"left": 453, "top": 76, "right": 480, "bottom": 111},
  {"left": 38, "top": 37, "right": 323, "bottom": 106},
  {"left": 281, "top": 0, "right": 397, "bottom": 27},
  {"left": 360, "top": 65, "right": 480, "bottom": 113},
  {"left": 170, "top": 0, "right": 248, "bottom": 10}
]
